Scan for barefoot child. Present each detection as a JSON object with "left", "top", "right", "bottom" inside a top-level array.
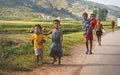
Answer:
[
  {"left": 46, "top": 20, "right": 63, "bottom": 64},
  {"left": 111, "top": 20, "right": 115, "bottom": 32},
  {"left": 82, "top": 12, "right": 91, "bottom": 54},
  {"left": 82, "top": 13, "right": 96, "bottom": 54},
  {"left": 95, "top": 19, "right": 103, "bottom": 46},
  {"left": 88, "top": 13, "right": 97, "bottom": 54},
  {"left": 32, "top": 24, "right": 46, "bottom": 65}
]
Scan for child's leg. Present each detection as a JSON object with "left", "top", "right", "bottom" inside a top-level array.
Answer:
[
  {"left": 40, "top": 50, "right": 43, "bottom": 64},
  {"left": 89, "top": 40, "right": 93, "bottom": 54},
  {"left": 36, "top": 55, "right": 39, "bottom": 65},
  {"left": 112, "top": 28, "right": 114, "bottom": 32},
  {"left": 97, "top": 35, "right": 99, "bottom": 45},
  {"left": 58, "top": 57, "right": 61, "bottom": 65},
  {"left": 52, "top": 56, "right": 57, "bottom": 64},
  {"left": 86, "top": 40, "right": 89, "bottom": 54},
  {"left": 99, "top": 35, "right": 101, "bottom": 45}
]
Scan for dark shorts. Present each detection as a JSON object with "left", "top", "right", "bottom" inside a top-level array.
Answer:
[{"left": 96, "top": 30, "right": 102, "bottom": 36}]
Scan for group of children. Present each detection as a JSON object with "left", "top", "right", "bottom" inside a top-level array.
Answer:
[
  {"left": 31, "top": 13, "right": 114, "bottom": 65},
  {"left": 31, "top": 20, "right": 63, "bottom": 65},
  {"left": 82, "top": 12, "right": 104, "bottom": 54}
]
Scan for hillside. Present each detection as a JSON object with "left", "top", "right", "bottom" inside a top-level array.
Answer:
[{"left": 0, "top": 0, "right": 119, "bottom": 20}]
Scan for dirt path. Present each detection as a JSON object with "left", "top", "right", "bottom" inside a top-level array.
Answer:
[{"left": 8, "top": 42, "right": 97, "bottom": 75}]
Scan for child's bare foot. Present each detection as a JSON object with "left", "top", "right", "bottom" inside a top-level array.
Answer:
[
  {"left": 58, "top": 57, "right": 61, "bottom": 65},
  {"left": 51, "top": 59, "right": 57, "bottom": 64},
  {"left": 99, "top": 43, "right": 101, "bottom": 46},
  {"left": 85, "top": 50, "right": 89, "bottom": 54},
  {"left": 89, "top": 51, "right": 92, "bottom": 54}
]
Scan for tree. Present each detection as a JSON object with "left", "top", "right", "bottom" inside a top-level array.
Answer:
[{"left": 93, "top": 8, "right": 108, "bottom": 21}]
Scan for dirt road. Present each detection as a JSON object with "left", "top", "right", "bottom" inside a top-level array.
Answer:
[{"left": 80, "top": 30, "right": 120, "bottom": 75}]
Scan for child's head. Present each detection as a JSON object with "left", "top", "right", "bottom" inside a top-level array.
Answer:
[
  {"left": 53, "top": 20, "right": 60, "bottom": 29},
  {"left": 90, "top": 13, "right": 96, "bottom": 19},
  {"left": 97, "top": 18, "right": 101, "bottom": 23},
  {"left": 33, "top": 24, "right": 42, "bottom": 34},
  {"left": 82, "top": 12, "right": 88, "bottom": 20}
]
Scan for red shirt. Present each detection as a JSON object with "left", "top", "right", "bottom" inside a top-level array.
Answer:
[
  {"left": 90, "top": 18, "right": 97, "bottom": 28},
  {"left": 112, "top": 21, "right": 115, "bottom": 28}
]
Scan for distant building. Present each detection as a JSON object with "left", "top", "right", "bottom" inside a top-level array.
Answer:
[{"left": 117, "top": 17, "right": 120, "bottom": 27}]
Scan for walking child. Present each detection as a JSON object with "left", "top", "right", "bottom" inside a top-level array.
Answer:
[
  {"left": 88, "top": 13, "right": 97, "bottom": 54},
  {"left": 46, "top": 20, "right": 63, "bottom": 64},
  {"left": 82, "top": 12, "right": 92, "bottom": 54},
  {"left": 32, "top": 24, "right": 46, "bottom": 65},
  {"left": 95, "top": 19, "right": 103, "bottom": 46},
  {"left": 111, "top": 20, "right": 115, "bottom": 32}
]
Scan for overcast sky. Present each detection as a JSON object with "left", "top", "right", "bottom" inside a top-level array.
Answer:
[{"left": 87, "top": 0, "right": 120, "bottom": 7}]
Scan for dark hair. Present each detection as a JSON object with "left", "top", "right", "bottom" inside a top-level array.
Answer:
[
  {"left": 97, "top": 18, "right": 101, "bottom": 21},
  {"left": 82, "top": 12, "right": 88, "bottom": 17},
  {"left": 53, "top": 20, "right": 60, "bottom": 25},
  {"left": 91, "top": 13, "right": 96, "bottom": 18},
  {"left": 33, "top": 24, "right": 42, "bottom": 30}
]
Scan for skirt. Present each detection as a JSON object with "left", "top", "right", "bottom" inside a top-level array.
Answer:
[
  {"left": 50, "top": 49, "right": 63, "bottom": 58},
  {"left": 86, "top": 34, "right": 93, "bottom": 40}
]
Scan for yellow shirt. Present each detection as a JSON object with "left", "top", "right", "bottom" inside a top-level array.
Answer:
[{"left": 32, "top": 34, "right": 46, "bottom": 49}]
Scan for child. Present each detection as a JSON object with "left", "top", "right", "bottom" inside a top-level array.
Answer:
[
  {"left": 88, "top": 13, "right": 97, "bottom": 54},
  {"left": 95, "top": 19, "right": 103, "bottom": 46},
  {"left": 82, "top": 12, "right": 91, "bottom": 54},
  {"left": 111, "top": 20, "right": 115, "bottom": 32},
  {"left": 32, "top": 24, "right": 46, "bottom": 65},
  {"left": 46, "top": 20, "right": 63, "bottom": 64}
]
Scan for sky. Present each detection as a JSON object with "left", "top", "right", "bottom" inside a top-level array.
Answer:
[{"left": 87, "top": 0, "right": 120, "bottom": 7}]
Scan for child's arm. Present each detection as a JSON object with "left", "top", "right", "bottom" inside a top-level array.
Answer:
[
  {"left": 37, "top": 35, "right": 46, "bottom": 44},
  {"left": 42, "top": 35, "right": 46, "bottom": 43},
  {"left": 58, "top": 30, "right": 63, "bottom": 47},
  {"left": 44, "top": 30, "right": 52, "bottom": 35},
  {"left": 32, "top": 40, "right": 34, "bottom": 46},
  {"left": 101, "top": 24, "right": 104, "bottom": 29},
  {"left": 31, "top": 35, "right": 34, "bottom": 46},
  {"left": 95, "top": 25, "right": 97, "bottom": 31}
]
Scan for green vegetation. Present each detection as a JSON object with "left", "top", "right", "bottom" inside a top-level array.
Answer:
[{"left": 0, "top": 20, "right": 81, "bottom": 34}]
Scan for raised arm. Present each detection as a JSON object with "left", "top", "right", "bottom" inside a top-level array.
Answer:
[{"left": 44, "top": 30, "right": 52, "bottom": 35}]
